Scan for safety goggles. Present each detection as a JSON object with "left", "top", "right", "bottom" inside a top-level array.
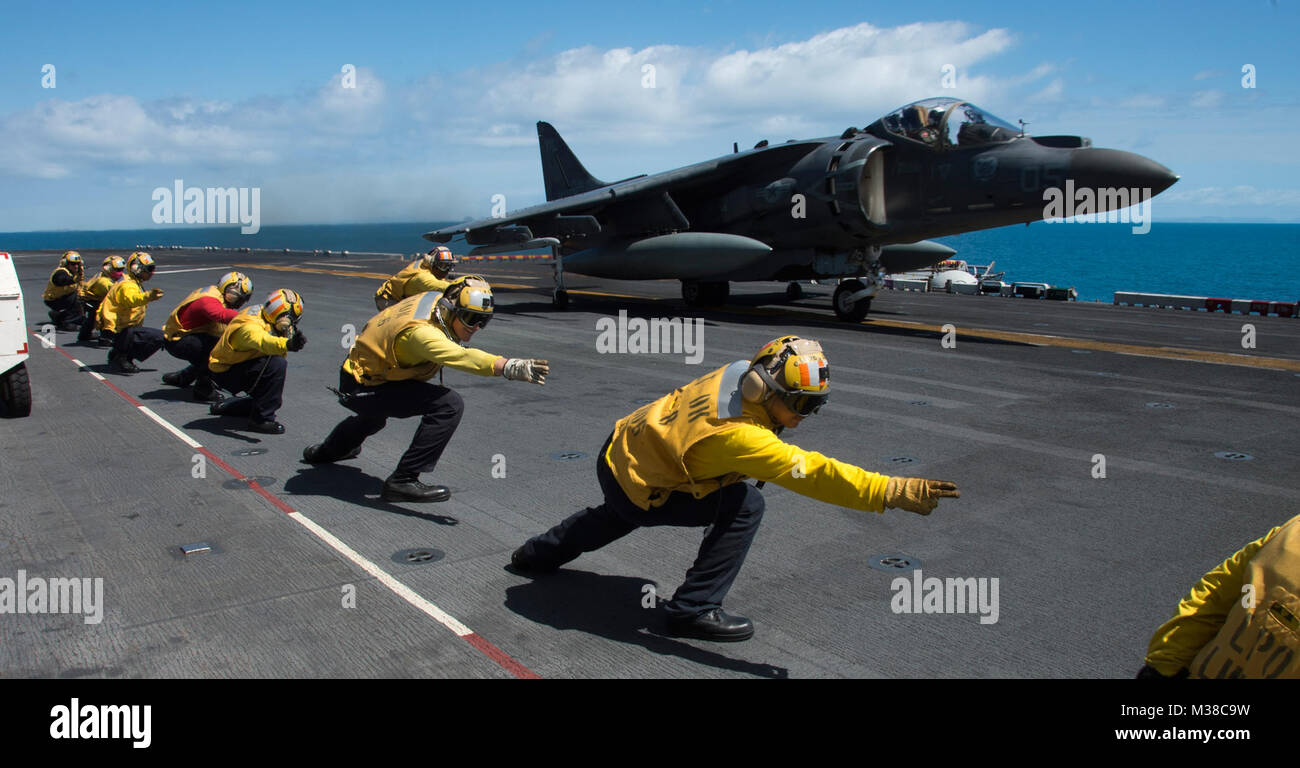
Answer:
[
  {"left": 455, "top": 309, "right": 491, "bottom": 330},
  {"left": 779, "top": 390, "right": 828, "bottom": 416}
]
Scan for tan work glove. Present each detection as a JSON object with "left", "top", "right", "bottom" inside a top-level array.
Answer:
[
  {"left": 884, "top": 477, "right": 960, "bottom": 515},
  {"left": 148, "top": 288, "right": 165, "bottom": 301},
  {"left": 502, "top": 358, "right": 549, "bottom": 386}
]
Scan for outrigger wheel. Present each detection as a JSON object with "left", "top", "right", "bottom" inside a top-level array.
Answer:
[
  {"left": 552, "top": 289, "right": 569, "bottom": 310},
  {"left": 832, "top": 279, "right": 872, "bottom": 322},
  {"left": 681, "top": 280, "right": 729, "bottom": 307}
]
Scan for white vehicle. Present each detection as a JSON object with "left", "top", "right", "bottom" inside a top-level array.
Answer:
[{"left": 0, "top": 252, "right": 32, "bottom": 417}]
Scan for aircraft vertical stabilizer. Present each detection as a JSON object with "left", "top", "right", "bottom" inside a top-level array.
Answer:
[{"left": 537, "top": 122, "right": 607, "bottom": 201}]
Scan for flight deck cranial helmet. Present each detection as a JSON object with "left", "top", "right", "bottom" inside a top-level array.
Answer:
[
  {"left": 102, "top": 255, "right": 127, "bottom": 279},
  {"left": 740, "top": 335, "right": 830, "bottom": 416},
  {"left": 421, "top": 246, "right": 458, "bottom": 278},
  {"left": 435, "top": 275, "right": 494, "bottom": 330},
  {"left": 218, "top": 271, "right": 254, "bottom": 309},
  {"left": 60, "top": 251, "right": 84, "bottom": 277},
  {"left": 126, "top": 252, "right": 156, "bottom": 281},
  {"left": 260, "top": 288, "right": 304, "bottom": 335}
]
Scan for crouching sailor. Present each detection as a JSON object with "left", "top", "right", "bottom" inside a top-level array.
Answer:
[
  {"left": 98, "top": 252, "right": 165, "bottom": 374},
  {"left": 373, "top": 246, "right": 458, "bottom": 311},
  {"left": 511, "top": 335, "right": 961, "bottom": 642},
  {"left": 43, "top": 251, "right": 85, "bottom": 331},
  {"left": 161, "top": 271, "right": 254, "bottom": 402},
  {"left": 77, "top": 255, "right": 125, "bottom": 345},
  {"left": 207, "top": 288, "right": 307, "bottom": 434},
  {"left": 305, "top": 275, "right": 549, "bottom": 503}
]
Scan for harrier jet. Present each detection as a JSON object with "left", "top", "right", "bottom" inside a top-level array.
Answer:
[{"left": 424, "top": 97, "right": 1178, "bottom": 320}]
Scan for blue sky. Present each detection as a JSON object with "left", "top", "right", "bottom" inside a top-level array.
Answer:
[{"left": 2, "top": 0, "right": 1296, "bottom": 230}]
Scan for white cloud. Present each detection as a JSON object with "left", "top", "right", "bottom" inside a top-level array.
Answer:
[
  {"left": 0, "top": 22, "right": 1100, "bottom": 228},
  {"left": 1027, "top": 78, "right": 1064, "bottom": 103},
  {"left": 1189, "top": 89, "right": 1223, "bottom": 108}
]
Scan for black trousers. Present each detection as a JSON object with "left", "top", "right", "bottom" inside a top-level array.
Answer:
[
  {"left": 77, "top": 300, "right": 100, "bottom": 341},
  {"left": 518, "top": 435, "right": 766, "bottom": 620},
  {"left": 318, "top": 367, "right": 464, "bottom": 480},
  {"left": 111, "top": 326, "right": 164, "bottom": 363},
  {"left": 164, "top": 335, "right": 219, "bottom": 380},
  {"left": 210, "top": 356, "right": 287, "bottom": 422},
  {"left": 44, "top": 294, "right": 82, "bottom": 326}
]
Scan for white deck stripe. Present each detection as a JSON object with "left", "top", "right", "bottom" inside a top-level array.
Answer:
[
  {"left": 89, "top": 371, "right": 105, "bottom": 381},
  {"left": 50, "top": 344, "right": 512, "bottom": 667},
  {"left": 137, "top": 406, "right": 204, "bottom": 449},
  {"left": 153, "top": 267, "right": 230, "bottom": 274},
  {"left": 287, "top": 511, "right": 473, "bottom": 637}
]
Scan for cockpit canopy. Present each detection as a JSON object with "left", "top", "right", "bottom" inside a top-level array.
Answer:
[{"left": 876, "top": 98, "right": 1020, "bottom": 149}]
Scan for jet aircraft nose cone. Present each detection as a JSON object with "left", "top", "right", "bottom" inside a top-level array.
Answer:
[{"left": 1069, "top": 148, "right": 1179, "bottom": 197}]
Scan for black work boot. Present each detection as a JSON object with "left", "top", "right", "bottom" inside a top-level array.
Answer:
[
  {"left": 381, "top": 475, "right": 450, "bottom": 503},
  {"left": 302, "top": 443, "right": 362, "bottom": 464},
  {"left": 246, "top": 419, "right": 286, "bottom": 435},
  {"left": 665, "top": 608, "right": 755, "bottom": 642},
  {"left": 192, "top": 375, "right": 223, "bottom": 403},
  {"left": 162, "top": 367, "right": 196, "bottom": 388}
]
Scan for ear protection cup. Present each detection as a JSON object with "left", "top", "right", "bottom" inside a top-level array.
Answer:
[{"left": 740, "top": 367, "right": 767, "bottom": 403}]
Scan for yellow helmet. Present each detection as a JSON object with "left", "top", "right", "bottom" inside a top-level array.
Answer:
[
  {"left": 60, "top": 251, "right": 84, "bottom": 272},
  {"left": 260, "top": 288, "right": 304, "bottom": 332},
  {"left": 437, "top": 275, "right": 494, "bottom": 329},
  {"left": 742, "top": 335, "right": 829, "bottom": 415},
  {"left": 126, "top": 252, "right": 156, "bottom": 280},
  {"left": 101, "top": 255, "right": 127, "bottom": 277},
  {"left": 218, "top": 271, "right": 254, "bottom": 308},
  {"left": 421, "top": 246, "right": 458, "bottom": 275}
]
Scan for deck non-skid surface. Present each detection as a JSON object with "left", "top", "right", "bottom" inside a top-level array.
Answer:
[{"left": 3, "top": 249, "right": 1297, "bottom": 678}]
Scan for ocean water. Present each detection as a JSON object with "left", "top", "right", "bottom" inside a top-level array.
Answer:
[{"left": 3, "top": 221, "right": 1297, "bottom": 304}]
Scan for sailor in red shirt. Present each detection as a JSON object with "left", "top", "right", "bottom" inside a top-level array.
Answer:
[{"left": 161, "top": 272, "right": 254, "bottom": 402}]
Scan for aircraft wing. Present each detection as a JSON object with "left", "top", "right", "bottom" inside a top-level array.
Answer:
[{"left": 423, "top": 138, "right": 827, "bottom": 249}]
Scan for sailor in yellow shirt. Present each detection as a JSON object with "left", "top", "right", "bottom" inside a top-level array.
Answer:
[
  {"left": 42, "top": 251, "right": 85, "bottom": 331},
  {"left": 373, "top": 246, "right": 457, "bottom": 311},
  {"left": 1139, "top": 512, "right": 1300, "bottom": 679},
  {"left": 305, "top": 275, "right": 549, "bottom": 503},
  {"left": 207, "top": 289, "right": 307, "bottom": 435},
  {"left": 77, "top": 255, "right": 126, "bottom": 344},
  {"left": 98, "top": 253, "right": 166, "bottom": 374},
  {"left": 512, "top": 335, "right": 960, "bottom": 642}
]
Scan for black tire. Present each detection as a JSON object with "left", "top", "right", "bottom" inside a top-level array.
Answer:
[
  {"left": 785, "top": 282, "right": 803, "bottom": 301},
  {"left": 682, "top": 280, "right": 728, "bottom": 306},
  {"left": 0, "top": 362, "right": 33, "bottom": 418},
  {"left": 681, "top": 280, "right": 702, "bottom": 306},
  {"left": 552, "top": 289, "right": 570, "bottom": 310},
  {"left": 703, "top": 281, "right": 729, "bottom": 306},
  {"left": 832, "top": 280, "right": 872, "bottom": 322}
]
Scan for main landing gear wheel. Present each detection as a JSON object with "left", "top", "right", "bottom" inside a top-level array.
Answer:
[
  {"left": 832, "top": 279, "right": 872, "bottom": 322},
  {"left": 552, "top": 289, "right": 569, "bottom": 310},
  {"left": 0, "top": 362, "right": 32, "bottom": 418},
  {"left": 682, "top": 280, "right": 729, "bottom": 307},
  {"left": 785, "top": 282, "right": 803, "bottom": 301}
]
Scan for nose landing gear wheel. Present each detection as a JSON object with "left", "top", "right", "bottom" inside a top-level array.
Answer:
[
  {"left": 552, "top": 290, "right": 569, "bottom": 310},
  {"left": 832, "top": 279, "right": 872, "bottom": 322}
]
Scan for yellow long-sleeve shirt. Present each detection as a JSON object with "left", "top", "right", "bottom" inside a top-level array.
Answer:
[
  {"left": 1144, "top": 520, "right": 1291, "bottom": 677},
  {"left": 230, "top": 322, "right": 288, "bottom": 357},
  {"left": 392, "top": 323, "right": 501, "bottom": 376},
  {"left": 98, "top": 278, "right": 156, "bottom": 332},
  {"left": 684, "top": 424, "right": 891, "bottom": 513}
]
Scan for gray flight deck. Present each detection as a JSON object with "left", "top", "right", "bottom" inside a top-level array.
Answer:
[{"left": 3, "top": 248, "right": 1297, "bottom": 678}]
